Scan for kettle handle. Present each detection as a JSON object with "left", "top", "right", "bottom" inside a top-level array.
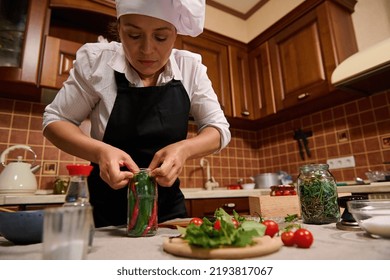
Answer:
[{"left": 1, "top": 145, "right": 37, "bottom": 167}]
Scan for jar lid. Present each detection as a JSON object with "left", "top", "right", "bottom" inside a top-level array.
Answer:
[{"left": 66, "top": 164, "right": 93, "bottom": 176}]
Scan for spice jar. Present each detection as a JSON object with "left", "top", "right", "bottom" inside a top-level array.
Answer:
[
  {"left": 297, "top": 164, "right": 340, "bottom": 224},
  {"left": 53, "top": 175, "right": 70, "bottom": 194},
  {"left": 64, "top": 164, "right": 95, "bottom": 249},
  {"left": 127, "top": 169, "right": 158, "bottom": 237}
]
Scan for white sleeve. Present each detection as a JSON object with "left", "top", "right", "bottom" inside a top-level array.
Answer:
[{"left": 42, "top": 44, "right": 101, "bottom": 130}]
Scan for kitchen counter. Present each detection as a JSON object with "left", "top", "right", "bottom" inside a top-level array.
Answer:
[
  {"left": 0, "top": 222, "right": 389, "bottom": 260},
  {"left": 337, "top": 182, "right": 390, "bottom": 195},
  {"left": 1, "top": 182, "right": 389, "bottom": 208},
  {"left": 0, "top": 193, "right": 65, "bottom": 206},
  {"left": 182, "top": 188, "right": 268, "bottom": 199},
  {"left": 0, "top": 189, "right": 268, "bottom": 207}
]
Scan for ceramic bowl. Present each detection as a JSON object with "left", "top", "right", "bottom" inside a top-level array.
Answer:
[
  {"left": 0, "top": 210, "right": 44, "bottom": 244},
  {"left": 347, "top": 199, "right": 390, "bottom": 238},
  {"left": 241, "top": 183, "right": 255, "bottom": 190}
]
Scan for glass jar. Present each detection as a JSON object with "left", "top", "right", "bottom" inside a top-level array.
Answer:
[
  {"left": 64, "top": 164, "right": 95, "bottom": 248},
  {"left": 127, "top": 169, "right": 158, "bottom": 237},
  {"left": 0, "top": 0, "right": 29, "bottom": 67},
  {"left": 297, "top": 164, "right": 340, "bottom": 224},
  {"left": 53, "top": 175, "right": 70, "bottom": 194}
]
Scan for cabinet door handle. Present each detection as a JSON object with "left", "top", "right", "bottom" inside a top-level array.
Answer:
[
  {"left": 297, "top": 92, "right": 310, "bottom": 100},
  {"left": 241, "top": 111, "right": 250, "bottom": 116},
  {"left": 224, "top": 203, "right": 236, "bottom": 208}
]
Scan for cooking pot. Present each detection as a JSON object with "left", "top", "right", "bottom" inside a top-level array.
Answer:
[
  {"left": 253, "top": 173, "right": 280, "bottom": 189},
  {"left": 0, "top": 145, "right": 40, "bottom": 194}
]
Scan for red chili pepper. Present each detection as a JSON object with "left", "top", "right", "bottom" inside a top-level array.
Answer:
[
  {"left": 128, "top": 192, "right": 139, "bottom": 231},
  {"left": 141, "top": 199, "right": 158, "bottom": 236}
]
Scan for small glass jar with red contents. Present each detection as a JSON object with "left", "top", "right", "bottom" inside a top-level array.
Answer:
[{"left": 270, "top": 185, "right": 297, "bottom": 196}]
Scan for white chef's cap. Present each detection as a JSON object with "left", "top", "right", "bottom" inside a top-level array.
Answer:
[{"left": 116, "top": 0, "right": 205, "bottom": 37}]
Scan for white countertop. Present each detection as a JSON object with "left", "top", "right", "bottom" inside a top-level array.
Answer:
[{"left": 1, "top": 223, "right": 389, "bottom": 260}]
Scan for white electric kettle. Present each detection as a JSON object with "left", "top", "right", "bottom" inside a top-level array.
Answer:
[{"left": 0, "top": 145, "right": 41, "bottom": 194}]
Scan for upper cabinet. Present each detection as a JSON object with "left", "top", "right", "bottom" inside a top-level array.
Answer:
[
  {"left": 267, "top": 0, "right": 358, "bottom": 113},
  {"left": 176, "top": 34, "right": 233, "bottom": 117},
  {"left": 40, "top": 36, "right": 82, "bottom": 89},
  {"left": 228, "top": 45, "right": 254, "bottom": 119},
  {"left": 0, "top": 0, "right": 116, "bottom": 101},
  {"left": 248, "top": 42, "right": 276, "bottom": 120},
  {"left": 0, "top": 0, "right": 49, "bottom": 100}
]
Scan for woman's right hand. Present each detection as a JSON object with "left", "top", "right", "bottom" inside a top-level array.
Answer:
[
  {"left": 97, "top": 145, "right": 139, "bottom": 189},
  {"left": 43, "top": 121, "right": 139, "bottom": 189}
]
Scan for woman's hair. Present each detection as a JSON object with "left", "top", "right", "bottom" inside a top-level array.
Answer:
[{"left": 107, "top": 20, "right": 120, "bottom": 42}]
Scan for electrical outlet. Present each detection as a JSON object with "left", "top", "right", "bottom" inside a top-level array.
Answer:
[{"left": 327, "top": 156, "right": 355, "bottom": 169}]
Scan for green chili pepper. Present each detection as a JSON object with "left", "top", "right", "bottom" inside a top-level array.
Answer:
[{"left": 127, "top": 169, "right": 157, "bottom": 237}]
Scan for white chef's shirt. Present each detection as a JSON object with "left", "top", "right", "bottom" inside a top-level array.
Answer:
[{"left": 43, "top": 42, "right": 231, "bottom": 151}]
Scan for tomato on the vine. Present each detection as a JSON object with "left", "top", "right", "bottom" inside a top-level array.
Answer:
[
  {"left": 281, "top": 231, "right": 295, "bottom": 246},
  {"left": 262, "top": 220, "right": 279, "bottom": 237},
  {"left": 189, "top": 217, "right": 203, "bottom": 226},
  {"left": 294, "top": 228, "right": 314, "bottom": 248}
]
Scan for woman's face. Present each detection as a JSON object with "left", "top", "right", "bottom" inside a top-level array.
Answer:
[{"left": 118, "top": 14, "right": 177, "bottom": 81}]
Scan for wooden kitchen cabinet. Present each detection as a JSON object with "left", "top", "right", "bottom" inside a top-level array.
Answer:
[
  {"left": 185, "top": 197, "right": 250, "bottom": 218},
  {"left": 248, "top": 42, "right": 276, "bottom": 119},
  {"left": 40, "top": 36, "right": 82, "bottom": 89},
  {"left": 49, "top": 0, "right": 116, "bottom": 17},
  {"left": 268, "top": 0, "right": 358, "bottom": 112},
  {"left": 176, "top": 35, "right": 233, "bottom": 116},
  {"left": 0, "top": 0, "right": 49, "bottom": 101},
  {"left": 228, "top": 45, "right": 255, "bottom": 119}
]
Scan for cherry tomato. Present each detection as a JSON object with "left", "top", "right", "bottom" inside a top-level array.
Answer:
[
  {"left": 232, "top": 218, "right": 239, "bottom": 228},
  {"left": 262, "top": 220, "right": 279, "bottom": 237},
  {"left": 281, "top": 231, "right": 295, "bottom": 246},
  {"left": 294, "top": 228, "right": 314, "bottom": 248},
  {"left": 189, "top": 217, "right": 203, "bottom": 226},
  {"left": 290, "top": 190, "right": 297, "bottom": 195},
  {"left": 275, "top": 190, "right": 283, "bottom": 196},
  {"left": 214, "top": 219, "right": 221, "bottom": 230},
  {"left": 283, "top": 190, "right": 291, "bottom": 196}
]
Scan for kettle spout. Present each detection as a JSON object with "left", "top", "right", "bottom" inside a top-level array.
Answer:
[{"left": 31, "top": 165, "right": 41, "bottom": 174}]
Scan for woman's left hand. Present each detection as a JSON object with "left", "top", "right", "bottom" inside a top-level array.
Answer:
[
  {"left": 148, "top": 142, "right": 188, "bottom": 187},
  {"left": 149, "top": 127, "right": 221, "bottom": 187}
]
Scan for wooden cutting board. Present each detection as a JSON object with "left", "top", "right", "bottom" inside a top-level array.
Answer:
[
  {"left": 163, "top": 235, "right": 283, "bottom": 259},
  {"left": 158, "top": 218, "right": 192, "bottom": 229}
]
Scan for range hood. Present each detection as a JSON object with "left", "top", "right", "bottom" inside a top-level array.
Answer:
[{"left": 331, "top": 37, "right": 390, "bottom": 94}]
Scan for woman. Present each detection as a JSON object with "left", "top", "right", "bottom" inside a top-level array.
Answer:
[{"left": 43, "top": 0, "right": 231, "bottom": 227}]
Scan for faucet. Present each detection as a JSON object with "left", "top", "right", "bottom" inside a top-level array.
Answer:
[{"left": 200, "top": 157, "right": 219, "bottom": 190}]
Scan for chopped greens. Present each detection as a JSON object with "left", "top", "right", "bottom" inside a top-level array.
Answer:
[
  {"left": 298, "top": 166, "right": 340, "bottom": 224},
  {"left": 178, "top": 208, "right": 266, "bottom": 248}
]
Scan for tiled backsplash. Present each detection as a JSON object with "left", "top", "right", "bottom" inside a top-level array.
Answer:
[{"left": 0, "top": 90, "right": 389, "bottom": 191}]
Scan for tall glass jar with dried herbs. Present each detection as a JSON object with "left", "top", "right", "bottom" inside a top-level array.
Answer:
[{"left": 297, "top": 164, "right": 340, "bottom": 224}]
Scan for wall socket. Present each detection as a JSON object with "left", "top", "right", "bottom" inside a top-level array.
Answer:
[{"left": 327, "top": 156, "right": 355, "bottom": 169}]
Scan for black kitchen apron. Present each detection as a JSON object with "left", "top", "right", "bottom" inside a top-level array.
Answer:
[{"left": 88, "top": 71, "right": 190, "bottom": 227}]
